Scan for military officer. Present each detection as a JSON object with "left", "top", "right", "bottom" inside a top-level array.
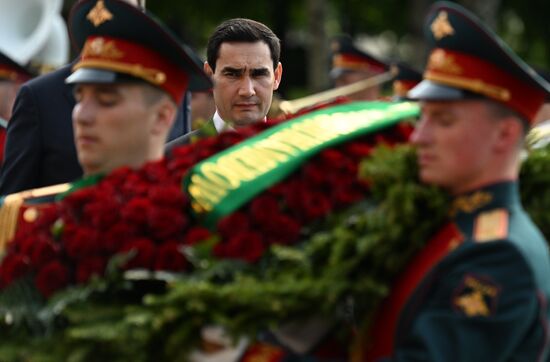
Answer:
[
  {"left": 363, "top": 2, "right": 550, "bottom": 361},
  {"left": 329, "top": 34, "right": 389, "bottom": 102},
  {"left": 390, "top": 62, "right": 422, "bottom": 101}
]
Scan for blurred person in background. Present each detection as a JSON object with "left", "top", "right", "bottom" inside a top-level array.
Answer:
[
  {"left": 0, "top": 51, "right": 34, "bottom": 164},
  {"left": 329, "top": 34, "right": 389, "bottom": 101}
]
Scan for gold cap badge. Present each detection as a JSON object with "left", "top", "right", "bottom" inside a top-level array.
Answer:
[
  {"left": 87, "top": 0, "right": 113, "bottom": 27},
  {"left": 431, "top": 11, "right": 455, "bottom": 40}
]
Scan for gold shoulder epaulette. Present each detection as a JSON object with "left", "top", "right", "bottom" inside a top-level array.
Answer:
[
  {"left": 0, "top": 183, "right": 71, "bottom": 251},
  {"left": 473, "top": 208, "right": 509, "bottom": 242}
]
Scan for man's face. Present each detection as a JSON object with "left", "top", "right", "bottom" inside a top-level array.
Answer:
[
  {"left": 411, "top": 100, "right": 500, "bottom": 194},
  {"left": 72, "top": 83, "right": 157, "bottom": 175},
  {"left": 206, "top": 41, "right": 282, "bottom": 127},
  {"left": 334, "top": 70, "right": 379, "bottom": 101}
]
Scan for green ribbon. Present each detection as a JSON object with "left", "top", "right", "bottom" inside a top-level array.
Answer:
[
  {"left": 183, "top": 101, "right": 419, "bottom": 228},
  {"left": 55, "top": 174, "right": 105, "bottom": 201}
]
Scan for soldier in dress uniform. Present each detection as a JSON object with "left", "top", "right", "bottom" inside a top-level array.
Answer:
[
  {"left": 329, "top": 34, "right": 389, "bottom": 101},
  {"left": 0, "top": 51, "right": 34, "bottom": 163},
  {"left": 0, "top": 0, "right": 211, "bottom": 249},
  {"left": 362, "top": 2, "right": 550, "bottom": 361},
  {"left": 390, "top": 62, "right": 422, "bottom": 101}
]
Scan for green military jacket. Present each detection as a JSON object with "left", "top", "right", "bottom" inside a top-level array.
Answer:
[{"left": 393, "top": 181, "right": 550, "bottom": 361}]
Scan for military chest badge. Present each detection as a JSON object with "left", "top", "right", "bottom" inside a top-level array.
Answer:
[{"left": 452, "top": 274, "right": 501, "bottom": 317}]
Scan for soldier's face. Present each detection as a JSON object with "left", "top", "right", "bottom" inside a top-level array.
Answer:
[
  {"left": 411, "top": 100, "right": 500, "bottom": 194},
  {"left": 206, "top": 41, "right": 282, "bottom": 127},
  {"left": 72, "top": 83, "right": 158, "bottom": 175}
]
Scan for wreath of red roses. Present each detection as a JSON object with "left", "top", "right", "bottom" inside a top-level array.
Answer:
[{"left": 0, "top": 116, "right": 413, "bottom": 298}]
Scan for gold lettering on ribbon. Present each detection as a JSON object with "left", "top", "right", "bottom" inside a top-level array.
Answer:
[{"left": 188, "top": 105, "right": 410, "bottom": 212}]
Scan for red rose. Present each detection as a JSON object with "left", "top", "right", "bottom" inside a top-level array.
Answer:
[
  {"left": 250, "top": 195, "right": 280, "bottom": 225},
  {"left": 267, "top": 181, "right": 290, "bottom": 197},
  {"left": 217, "top": 131, "right": 245, "bottom": 148},
  {"left": 63, "top": 226, "right": 102, "bottom": 260},
  {"left": 34, "top": 260, "right": 70, "bottom": 298},
  {"left": 147, "top": 207, "right": 188, "bottom": 240},
  {"left": 33, "top": 204, "right": 60, "bottom": 229},
  {"left": 302, "top": 163, "right": 326, "bottom": 186},
  {"left": 105, "top": 166, "right": 133, "bottom": 185},
  {"left": 103, "top": 222, "right": 139, "bottom": 254},
  {"left": 76, "top": 257, "right": 106, "bottom": 284},
  {"left": 83, "top": 198, "right": 120, "bottom": 229},
  {"left": 30, "top": 239, "right": 60, "bottom": 269},
  {"left": 121, "top": 173, "right": 149, "bottom": 198},
  {"left": 263, "top": 214, "right": 301, "bottom": 245},
  {"left": 332, "top": 182, "right": 366, "bottom": 207},
  {"left": 344, "top": 142, "right": 373, "bottom": 160},
  {"left": 319, "top": 149, "right": 345, "bottom": 166},
  {"left": 148, "top": 186, "right": 187, "bottom": 208},
  {"left": 154, "top": 242, "right": 187, "bottom": 271},
  {"left": 121, "top": 197, "right": 152, "bottom": 225},
  {"left": 0, "top": 253, "right": 31, "bottom": 287},
  {"left": 214, "top": 231, "right": 265, "bottom": 263},
  {"left": 120, "top": 238, "right": 156, "bottom": 270},
  {"left": 217, "top": 212, "right": 251, "bottom": 239},
  {"left": 297, "top": 191, "right": 332, "bottom": 221},
  {"left": 62, "top": 187, "right": 97, "bottom": 219},
  {"left": 140, "top": 160, "right": 171, "bottom": 183},
  {"left": 170, "top": 143, "right": 194, "bottom": 158},
  {"left": 395, "top": 122, "right": 414, "bottom": 142},
  {"left": 166, "top": 154, "right": 197, "bottom": 178},
  {"left": 185, "top": 227, "right": 212, "bottom": 245}
]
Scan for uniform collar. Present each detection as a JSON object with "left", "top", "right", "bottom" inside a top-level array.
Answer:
[{"left": 449, "top": 181, "right": 520, "bottom": 219}]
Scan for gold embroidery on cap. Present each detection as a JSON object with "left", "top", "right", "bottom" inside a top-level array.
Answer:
[
  {"left": 87, "top": 0, "right": 113, "bottom": 27},
  {"left": 449, "top": 191, "right": 492, "bottom": 216},
  {"left": 473, "top": 209, "right": 508, "bottom": 242},
  {"left": 82, "top": 38, "right": 124, "bottom": 60},
  {"left": 431, "top": 11, "right": 455, "bottom": 40},
  {"left": 428, "top": 49, "right": 463, "bottom": 75}
]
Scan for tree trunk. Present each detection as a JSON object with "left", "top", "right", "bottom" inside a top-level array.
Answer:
[{"left": 306, "top": 0, "right": 329, "bottom": 92}]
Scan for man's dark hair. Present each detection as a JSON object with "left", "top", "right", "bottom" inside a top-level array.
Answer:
[{"left": 206, "top": 18, "right": 281, "bottom": 72}]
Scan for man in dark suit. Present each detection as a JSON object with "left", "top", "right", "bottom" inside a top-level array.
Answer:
[
  {"left": 0, "top": 0, "right": 191, "bottom": 195},
  {"left": 363, "top": 2, "right": 550, "bottom": 360},
  {"left": 165, "top": 18, "right": 283, "bottom": 151}
]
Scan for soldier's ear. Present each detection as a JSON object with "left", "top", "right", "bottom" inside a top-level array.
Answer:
[
  {"left": 151, "top": 97, "right": 177, "bottom": 136},
  {"left": 493, "top": 117, "right": 524, "bottom": 152}
]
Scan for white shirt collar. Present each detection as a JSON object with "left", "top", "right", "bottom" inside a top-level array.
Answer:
[
  {"left": 213, "top": 111, "right": 231, "bottom": 133},
  {"left": 212, "top": 111, "right": 267, "bottom": 133}
]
